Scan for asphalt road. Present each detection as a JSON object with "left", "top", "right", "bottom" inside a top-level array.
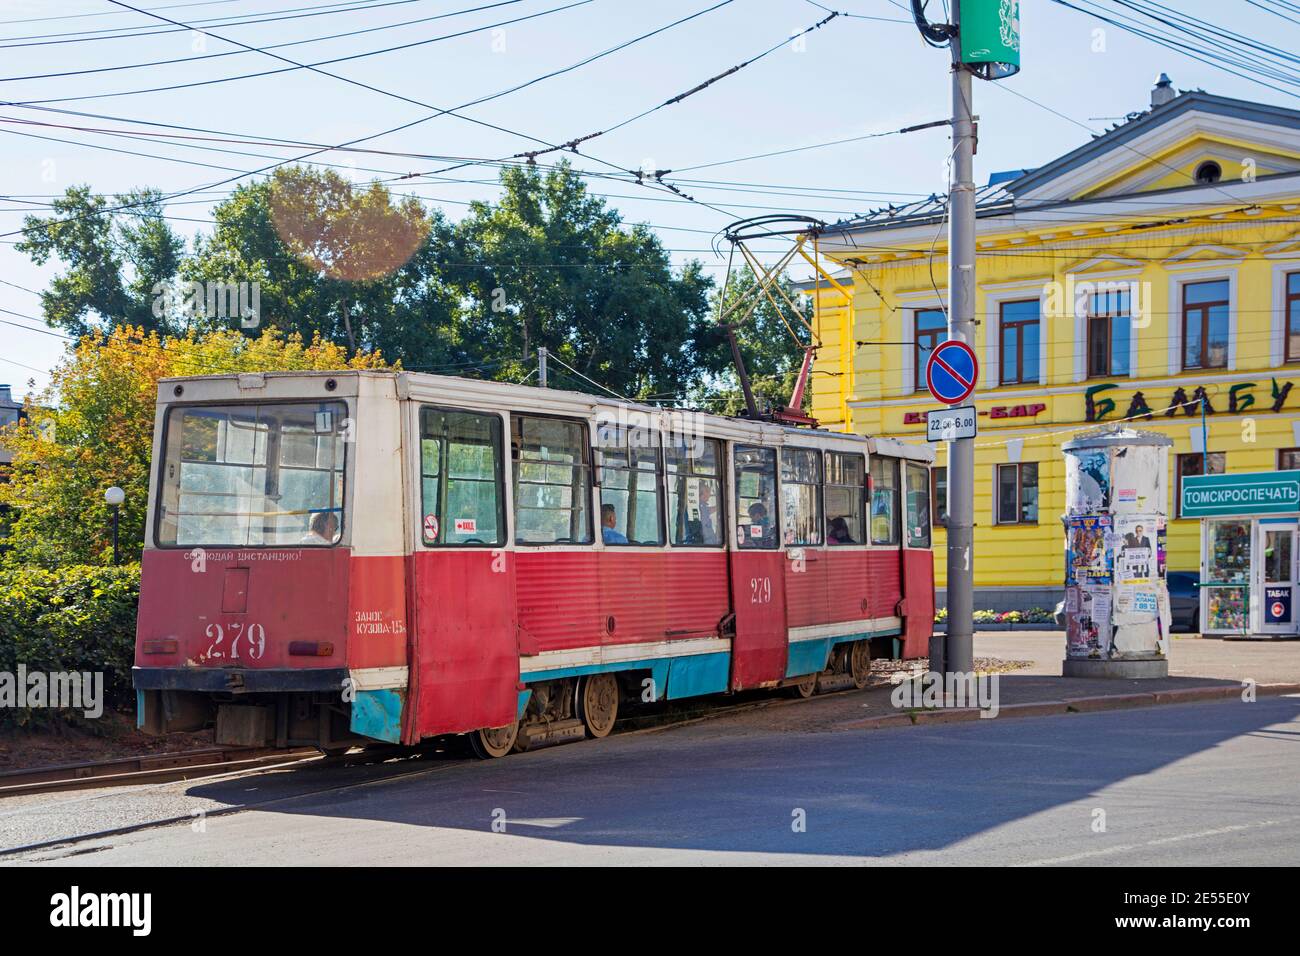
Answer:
[{"left": 6, "top": 695, "right": 1299, "bottom": 865}]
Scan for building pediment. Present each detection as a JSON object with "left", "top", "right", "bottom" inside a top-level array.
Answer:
[
  {"left": 1063, "top": 256, "right": 1145, "bottom": 276},
  {"left": 1008, "top": 93, "right": 1300, "bottom": 204},
  {"left": 1163, "top": 244, "right": 1250, "bottom": 267}
]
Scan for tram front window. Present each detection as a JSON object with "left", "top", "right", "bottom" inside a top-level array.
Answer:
[{"left": 156, "top": 402, "right": 347, "bottom": 547}]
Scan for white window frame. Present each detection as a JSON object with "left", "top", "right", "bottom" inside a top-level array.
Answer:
[
  {"left": 1166, "top": 265, "right": 1238, "bottom": 375},
  {"left": 1271, "top": 257, "right": 1300, "bottom": 367},
  {"left": 982, "top": 284, "right": 1048, "bottom": 389}
]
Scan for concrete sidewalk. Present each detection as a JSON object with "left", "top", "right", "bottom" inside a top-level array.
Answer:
[{"left": 658, "top": 631, "right": 1300, "bottom": 738}]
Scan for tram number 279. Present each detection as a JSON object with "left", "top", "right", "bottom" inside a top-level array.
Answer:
[
  {"left": 202, "top": 622, "right": 267, "bottom": 661},
  {"left": 750, "top": 577, "right": 772, "bottom": 604}
]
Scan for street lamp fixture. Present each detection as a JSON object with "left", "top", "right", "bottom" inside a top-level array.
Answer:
[{"left": 105, "top": 486, "right": 125, "bottom": 565}]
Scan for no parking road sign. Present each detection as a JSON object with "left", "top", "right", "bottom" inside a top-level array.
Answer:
[{"left": 926, "top": 340, "right": 979, "bottom": 406}]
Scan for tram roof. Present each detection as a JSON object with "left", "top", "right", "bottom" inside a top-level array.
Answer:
[{"left": 156, "top": 369, "right": 933, "bottom": 463}]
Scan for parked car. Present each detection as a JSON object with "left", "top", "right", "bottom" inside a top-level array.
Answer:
[{"left": 1054, "top": 572, "right": 1201, "bottom": 633}]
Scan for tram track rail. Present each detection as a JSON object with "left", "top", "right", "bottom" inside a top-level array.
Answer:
[{"left": 0, "top": 746, "right": 322, "bottom": 798}]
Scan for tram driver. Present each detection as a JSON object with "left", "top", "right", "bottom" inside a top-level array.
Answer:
[{"left": 301, "top": 510, "right": 339, "bottom": 546}]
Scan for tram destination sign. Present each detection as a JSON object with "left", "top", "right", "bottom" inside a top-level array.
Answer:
[{"left": 1180, "top": 470, "right": 1300, "bottom": 518}]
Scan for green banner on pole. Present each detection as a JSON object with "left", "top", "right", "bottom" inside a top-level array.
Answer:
[{"left": 960, "top": 0, "right": 1020, "bottom": 80}]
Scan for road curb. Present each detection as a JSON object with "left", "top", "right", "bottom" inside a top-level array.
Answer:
[{"left": 839, "top": 681, "right": 1300, "bottom": 732}]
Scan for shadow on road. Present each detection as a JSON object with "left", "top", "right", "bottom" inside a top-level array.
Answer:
[{"left": 177, "top": 692, "right": 1300, "bottom": 859}]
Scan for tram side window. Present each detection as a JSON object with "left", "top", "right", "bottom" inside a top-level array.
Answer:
[
  {"left": 781, "top": 447, "right": 822, "bottom": 546},
  {"left": 870, "top": 456, "right": 900, "bottom": 546},
  {"left": 905, "top": 462, "right": 931, "bottom": 549},
  {"left": 512, "top": 416, "right": 593, "bottom": 544},
  {"left": 666, "top": 434, "right": 723, "bottom": 547},
  {"left": 419, "top": 408, "right": 504, "bottom": 546},
  {"left": 735, "top": 445, "right": 778, "bottom": 549},
  {"left": 825, "top": 451, "right": 865, "bottom": 545},
  {"left": 596, "top": 421, "right": 663, "bottom": 546}
]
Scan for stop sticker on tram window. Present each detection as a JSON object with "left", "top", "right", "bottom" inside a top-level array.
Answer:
[
  {"left": 423, "top": 514, "right": 439, "bottom": 539},
  {"left": 454, "top": 518, "right": 477, "bottom": 534}
]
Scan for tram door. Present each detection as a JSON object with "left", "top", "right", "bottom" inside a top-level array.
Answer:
[
  {"left": 729, "top": 444, "right": 789, "bottom": 689},
  {"left": 407, "top": 405, "right": 520, "bottom": 737},
  {"left": 899, "top": 461, "right": 936, "bottom": 658},
  {"left": 1256, "top": 520, "right": 1298, "bottom": 636}
]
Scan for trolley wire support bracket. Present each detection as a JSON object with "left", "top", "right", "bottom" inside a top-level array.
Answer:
[{"left": 714, "top": 214, "right": 831, "bottom": 427}]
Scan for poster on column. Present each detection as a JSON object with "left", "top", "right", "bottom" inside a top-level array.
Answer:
[
  {"left": 1066, "top": 515, "right": 1112, "bottom": 584},
  {"left": 1115, "top": 514, "right": 1157, "bottom": 587},
  {"left": 1067, "top": 583, "right": 1112, "bottom": 658},
  {"left": 1066, "top": 449, "right": 1111, "bottom": 514}
]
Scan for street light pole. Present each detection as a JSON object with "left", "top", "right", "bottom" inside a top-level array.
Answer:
[
  {"left": 105, "top": 486, "right": 125, "bottom": 566},
  {"left": 944, "top": 0, "right": 977, "bottom": 676}
]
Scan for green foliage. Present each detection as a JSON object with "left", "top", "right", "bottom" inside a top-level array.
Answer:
[
  {"left": 17, "top": 164, "right": 747, "bottom": 398},
  {"left": 0, "top": 325, "right": 390, "bottom": 568},
  {"left": 0, "top": 564, "right": 140, "bottom": 729},
  {"left": 17, "top": 186, "right": 185, "bottom": 337},
  {"left": 447, "top": 163, "right": 717, "bottom": 398}
]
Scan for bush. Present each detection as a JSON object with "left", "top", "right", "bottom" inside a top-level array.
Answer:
[{"left": 0, "top": 564, "right": 139, "bottom": 729}]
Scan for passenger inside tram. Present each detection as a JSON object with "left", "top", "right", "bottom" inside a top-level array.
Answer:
[
  {"left": 601, "top": 503, "right": 629, "bottom": 545},
  {"left": 746, "top": 502, "right": 776, "bottom": 548},
  {"left": 828, "top": 516, "right": 856, "bottom": 545}
]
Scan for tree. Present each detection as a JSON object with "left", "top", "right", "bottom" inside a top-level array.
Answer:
[
  {"left": 448, "top": 162, "right": 716, "bottom": 398},
  {"left": 185, "top": 167, "right": 464, "bottom": 365},
  {"left": 0, "top": 326, "right": 390, "bottom": 568},
  {"left": 17, "top": 187, "right": 185, "bottom": 337}
]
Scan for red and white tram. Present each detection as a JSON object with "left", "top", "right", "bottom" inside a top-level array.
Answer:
[{"left": 134, "top": 370, "right": 935, "bottom": 757}]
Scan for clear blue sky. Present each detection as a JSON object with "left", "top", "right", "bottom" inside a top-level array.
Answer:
[{"left": 1, "top": 0, "right": 1296, "bottom": 400}]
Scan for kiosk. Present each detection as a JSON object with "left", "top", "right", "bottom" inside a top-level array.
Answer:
[{"left": 1181, "top": 470, "right": 1300, "bottom": 638}]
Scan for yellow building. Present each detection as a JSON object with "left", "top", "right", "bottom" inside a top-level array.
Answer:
[{"left": 805, "top": 79, "right": 1300, "bottom": 613}]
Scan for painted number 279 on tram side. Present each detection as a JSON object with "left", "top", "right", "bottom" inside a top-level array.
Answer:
[{"left": 134, "top": 371, "right": 935, "bottom": 758}]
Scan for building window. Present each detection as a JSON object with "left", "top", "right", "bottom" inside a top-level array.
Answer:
[
  {"left": 999, "top": 299, "right": 1040, "bottom": 385},
  {"left": 1181, "top": 279, "right": 1230, "bottom": 370},
  {"left": 1286, "top": 272, "right": 1300, "bottom": 364},
  {"left": 1175, "top": 451, "right": 1225, "bottom": 518},
  {"left": 931, "top": 466, "right": 948, "bottom": 527},
  {"left": 1279, "top": 448, "right": 1300, "bottom": 472},
  {"left": 914, "top": 308, "right": 947, "bottom": 392},
  {"left": 995, "top": 462, "right": 1038, "bottom": 525},
  {"left": 1086, "top": 288, "right": 1132, "bottom": 378}
]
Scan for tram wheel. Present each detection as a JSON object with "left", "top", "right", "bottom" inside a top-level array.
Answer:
[
  {"left": 469, "top": 721, "right": 519, "bottom": 759},
  {"left": 790, "top": 673, "right": 818, "bottom": 699},
  {"left": 577, "top": 673, "right": 619, "bottom": 738},
  {"left": 849, "top": 640, "right": 872, "bottom": 690}
]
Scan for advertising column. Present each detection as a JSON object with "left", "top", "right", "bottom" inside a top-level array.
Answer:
[{"left": 1061, "top": 428, "right": 1173, "bottom": 677}]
